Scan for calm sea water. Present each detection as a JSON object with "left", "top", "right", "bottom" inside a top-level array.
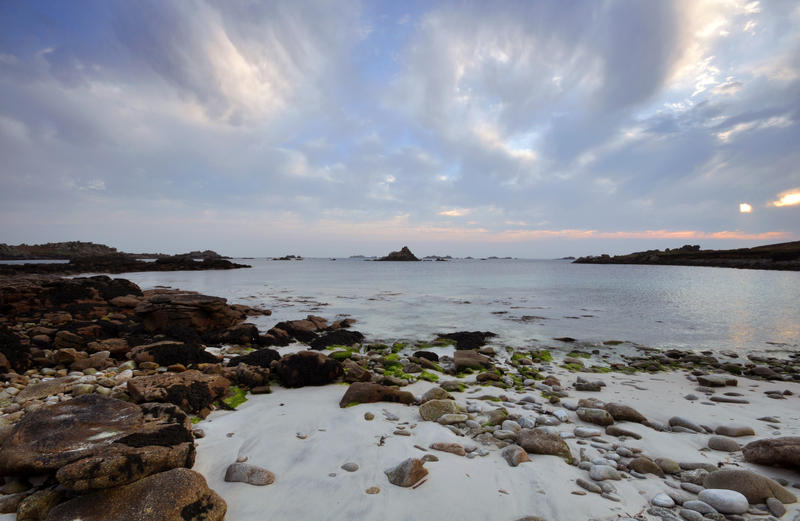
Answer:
[{"left": 109, "top": 258, "right": 799, "bottom": 355}]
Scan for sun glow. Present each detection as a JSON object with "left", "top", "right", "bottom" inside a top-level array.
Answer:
[
  {"left": 739, "top": 202, "right": 752, "bottom": 213},
  {"left": 770, "top": 189, "right": 800, "bottom": 207}
]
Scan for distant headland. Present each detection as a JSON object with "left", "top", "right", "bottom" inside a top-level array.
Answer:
[{"left": 573, "top": 241, "right": 800, "bottom": 271}]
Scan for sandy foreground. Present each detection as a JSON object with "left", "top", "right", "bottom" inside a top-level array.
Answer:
[{"left": 192, "top": 366, "right": 800, "bottom": 521}]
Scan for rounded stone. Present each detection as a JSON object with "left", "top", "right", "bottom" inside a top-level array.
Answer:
[
  {"left": 697, "top": 489, "right": 748, "bottom": 514},
  {"left": 651, "top": 493, "right": 675, "bottom": 507},
  {"left": 341, "top": 462, "right": 359, "bottom": 472}
]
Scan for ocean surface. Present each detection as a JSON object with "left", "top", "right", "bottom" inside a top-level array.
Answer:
[{"left": 109, "top": 258, "right": 799, "bottom": 356}]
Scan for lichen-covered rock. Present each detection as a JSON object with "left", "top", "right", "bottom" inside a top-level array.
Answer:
[
  {"left": 743, "top": 437, "right": 800, "bottom": 468},
  {"left": 419, "top": 399, "right": 459, "bottom": 421},
  {"left": 703, "top": 469, "right": 797, "bottom": 504},
  {"left": 43, "top": 468, "right": 226, "bottom": 521},
  {"left": 516, "top": 429, "right": 573, "bottom": 463}
]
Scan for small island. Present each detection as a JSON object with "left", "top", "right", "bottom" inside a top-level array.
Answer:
[
  {"left": 573, "top": 241, "right": 800, "bottom": 271},
  {"left": 376, "top": 246, "right": 420, "bottom": 261}
]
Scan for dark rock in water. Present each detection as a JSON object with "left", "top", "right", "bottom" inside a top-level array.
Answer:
[
  {"left": 43, "top": 468, "right": 226, "bottom": 521},
  {"left": 742, "top": 437, "right": 800, "bottom": 468},
  {"left": 309, "top": 329, "right": 365, "bottom": 350},
  {"left": 553, "top": 337, "right": 576, "bottom": 343},
  {"left": 454, "top": 350, "right": 492, "bottom": 371},
  {"left": 703, "top": 469, "right": 797, "bottom": 504},
  {"left": 438, "top": 331, "right": 496, "bottom": 349},
  {"left": 275, "top": 351, "right": 343, "bottom": 388},
  {"left": 126, "top": 370, "right": 230, "bottom": 416},
  {"left": 377, "top": 246, "right": 420, "bottom": 261},
  {"left": 414, "top": 350, "right": 439, "bottom": 362},
  {"left": 270, "top": 317, "right": 325, "bottom": 343},
  {"left": 0, "top": 394, "right": 143, "bottom": 476},
  {"left": 219, "top": 323, "right": 261, "bottom": 345},
  {"left": 228, "top": 348, "right": 280, "bottom": 368},
  {"left": 339, "top": 382, "right": 415, "bottom": 408},
  {"left": 384, "top": 458, "right": 427, "bottom": 486},
  {"left": 128, "top": 341, "right": 220, "bottom": 366}
]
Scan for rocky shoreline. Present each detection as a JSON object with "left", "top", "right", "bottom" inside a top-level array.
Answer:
[
  {"left": 1, "top": 275, "right": 799, "bottom": 520},
  {"left": 573, "top": 242, "right": 800, "bottom": 271},
  {"left": 0, "top": 255, "right": 250, "bottom": 276}
]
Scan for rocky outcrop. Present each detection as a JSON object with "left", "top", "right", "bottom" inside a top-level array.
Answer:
[
  {"left": 43, "top": 468, "right": 226, "bottom": 521},
  {"left": 516, "top": 429, "right": 573, "bottom": 463},
  {"left": 275, "top": 351, "right": 343, "bottom": 388},
  {"left": 703, "top": 469, "right": 797, "bottom": 504},
  {"left": 376, "top": 246, "right": 420, "bottom": 261},
  {"left": 339, "top": 382, "right": 415, "bottom": 407},
  {"left": 126, "top": 370, "right": 230, "bottom": 416},
  {"left": 454, "top": 350, "right": 492, "bottom": 371},
  {"left": 135, "top": 293, "right": 241, "bottom": 341},
  {"left": 128, "top": 341, "right": 220, "bottom": 366},
  {"left": 309, "top": 329, "right": 365, "bottom": 350}
]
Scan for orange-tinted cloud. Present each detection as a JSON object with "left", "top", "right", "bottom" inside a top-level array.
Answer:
[{"left": 770, "top": 188, "right": 800, "bottom": 207}]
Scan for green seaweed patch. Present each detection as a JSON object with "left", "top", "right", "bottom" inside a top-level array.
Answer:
[
  {"left": 433, "top": 337, "right": 457, "bottom": 347},
  {"left": 384, "top": 353, "right": 401, "bottom": 362},
  {"left": 530, "top": 350, "right": 553, "bottom": 363},
  {"left": 477, "top": 395, "right": 502, "bottom": 402},
  {"left": 366, "top": 343, "right": 389, "bottom": 353},
  {"left": 391, "top": 342, "right": 408, "bottom": 353},
  {"left": 222, "top": 386, "right": 248, "bottom": 410},
  {"left": 344, "top": 401, "right": 361, "bottom": 408},
  {"left": 383, "top": 365, "right": 412, "bottom": 380},
  {"left": 190, "top": 416, "right": 202, "bottom": 424},
  {"left": 419, "top": 371, "right": 439, "bottom": 382},
  {"left": 560, "top": 362, "right": 584, "bottom": 372},
  {"left": 567, "top": 350, "right": 591, "bottom": 359},
  {"left": 329, "top": 350, "right": 353, "bottom": 361},
  {"left": 589, "top": 365, "right": 612, "bottom": 373},
  {"left": 325, "top": 344, "right": 350, "bottom": 351},
  {"left": 455, "top": 368, "right": 475, "bottom": 378},
  {"left": 511, "top": 352, "right": 531, "bottom": 362}
]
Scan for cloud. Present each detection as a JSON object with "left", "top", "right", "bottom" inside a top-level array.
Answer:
[{"left": 770, "top": 188, "right": 800, "bottom": 207}]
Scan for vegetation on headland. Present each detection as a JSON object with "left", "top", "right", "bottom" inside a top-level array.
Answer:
[{"left": 574, "top": 241, "right": 800, "bottom": 271}]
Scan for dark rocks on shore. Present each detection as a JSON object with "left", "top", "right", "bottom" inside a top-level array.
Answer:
[
  {"left": 376, "top": 246, "right": 420, "bottom": 261},
  {"left": 437, "top": 331, "right": 496, "bottom": 349},
  {"left": 516, "top": 428, "right": 573, "bottom": 463},
  {"left": 275, "top": 351, "right": 343, "bottom": 388},
  {"left": 0, "top": 253, "right": 250, "bottom": 276},
  {"left": 309, "top": 329, "right": 365, "bottom": 350},
  {"left": 43, "top": 468, "right": 226, "bottom": 521},
  {"left": 126, "top": 370, "right": 230, "bottom": 416},
  {"left": 227, "top": 348, "right": 281, "bottom": 368},
  {"left": 703, "top": 469, "right": 797, "bottom": 504}
]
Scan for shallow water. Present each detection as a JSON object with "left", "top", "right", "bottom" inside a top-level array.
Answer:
[{"left": 112, "top": 258, "right": 799, "bottom": 354}]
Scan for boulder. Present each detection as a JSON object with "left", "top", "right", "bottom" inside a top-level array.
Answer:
[
  {"left": 384, "top": 458, "right": 427, "bottom": 487},
  {"left": 454, "top": 350, "right": 492, "bottom": 371},
  {"left": 309, "top": 329, "right": 365, "bottom": 350},
  {"left": 420, "top": 387, "right": 453, "bottom": 403},
  {"left": 703, "top": 469, "right": 797, "bottom": 504},
  {"left": 714, "top": 424, "right": 754, "bottom": 437},
  {"left": 577, "top": 407, "right": 614, "bottom": 426},
  {"left": 338, "top": 382, "right": 415, "bottom": 408},
  {"left": 43, "top": 468, "right": 226, "bottom": 521},
  {"left": 13, "top": 377, "right": 76, "bottom": 404},
  {"left": 55, "top": 402, "right": 196, "bottom": 491},
  {"left": 697, "top": 374, "right": 737, "bottom": 387},
  {"left": 629, "top": 457, "right": 664, "bottom": 477},
  {"left": 127, "top": 370, "right": 230, "bottom": 416},
  {"left": 342, "top": 359, "right": 372, "bottom": 383},
  {"left": 135, "top": 293, "right": 240, "bottom": 340},
  {"left": 743, "top": 437, "right": 800, "bottom": 468},
  {"left": 502, "top": 445, "right": 530, "bottom": 467},
  {"left": 419, "top": 399, "right": 460, "bottom": 421},
  {"left": 128, "top": 341, "right": 220, "bottom": 366},
  {"left": 0, "top": 394, "right": 143, "bottom": 476},
  {"left": 603, "top": 403, "right": 647, "bottom": 423},
  {"left": 275, "top": 351, "right": 343, "bottom": 388},
  {"left": 708, "top": 436, "right": 741, "bottom": 452},
  {"left": 227, "top": 348, "right": 280, "bottom": 368},
  {"left": 430, "top": 442, "right": 466, "bottom": 456},
  {"left": 516, "top": 429, "right": 573, "bottom": 463},
  {"left": 697, "top": 489, "right": 748, "bottom": 514}
]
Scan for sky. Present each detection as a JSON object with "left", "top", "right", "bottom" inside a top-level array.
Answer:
[{"left": 1, "top": 0, "right": 799, "bottom": 258}]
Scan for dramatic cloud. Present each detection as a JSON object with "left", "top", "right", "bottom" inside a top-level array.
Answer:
[{"left": 1, "top": 0, "right": 798, "bottom": 257}]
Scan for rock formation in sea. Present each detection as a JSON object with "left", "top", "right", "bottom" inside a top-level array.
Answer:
[{"left": 376, "top": 246, "right": 420, "bottom": 261}]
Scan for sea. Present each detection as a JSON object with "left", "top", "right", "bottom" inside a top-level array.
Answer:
[{"left": 102, "top": 258, "right": 800, "bottom": 357}]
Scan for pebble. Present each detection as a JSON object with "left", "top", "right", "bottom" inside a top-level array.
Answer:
[
  {"left": 651, "top": 493, "right": 675, "bottom": 508},
  {"left": 713, "top": 424, "right": 754, "bottom": 437},
  {"left": 341, "top": 462, "right": 359, "bottom": 472},
  {"left": 707, "top": 435, "right": 740, "bottom": 452},
  {"left": 364, "top": 412, "right": 374, "bottom": 421},
  {"left": 668, "top": 416, "right": 704, "bottom": 433},
  {"left": 576, "top": 478, "right": 602, "bottom": 493},
  {"left": 678, "top": 509, "right": 704, "bottom": 521},
  {"left": 365, "top": 486, "right": 380, "bottom": 494},
  {"left": 224, "top": 463, "right": 275, "bottom": 486},
  {"left": 574, "top": 427, "right": 603, "bottom": 438},
  {"left": 766, "top": 497, "right": 786, "bottom": 517}
]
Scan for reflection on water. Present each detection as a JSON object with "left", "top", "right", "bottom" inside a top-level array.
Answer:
[{"left": 114, "top": 258, "right": 800, "bottom": 354}]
